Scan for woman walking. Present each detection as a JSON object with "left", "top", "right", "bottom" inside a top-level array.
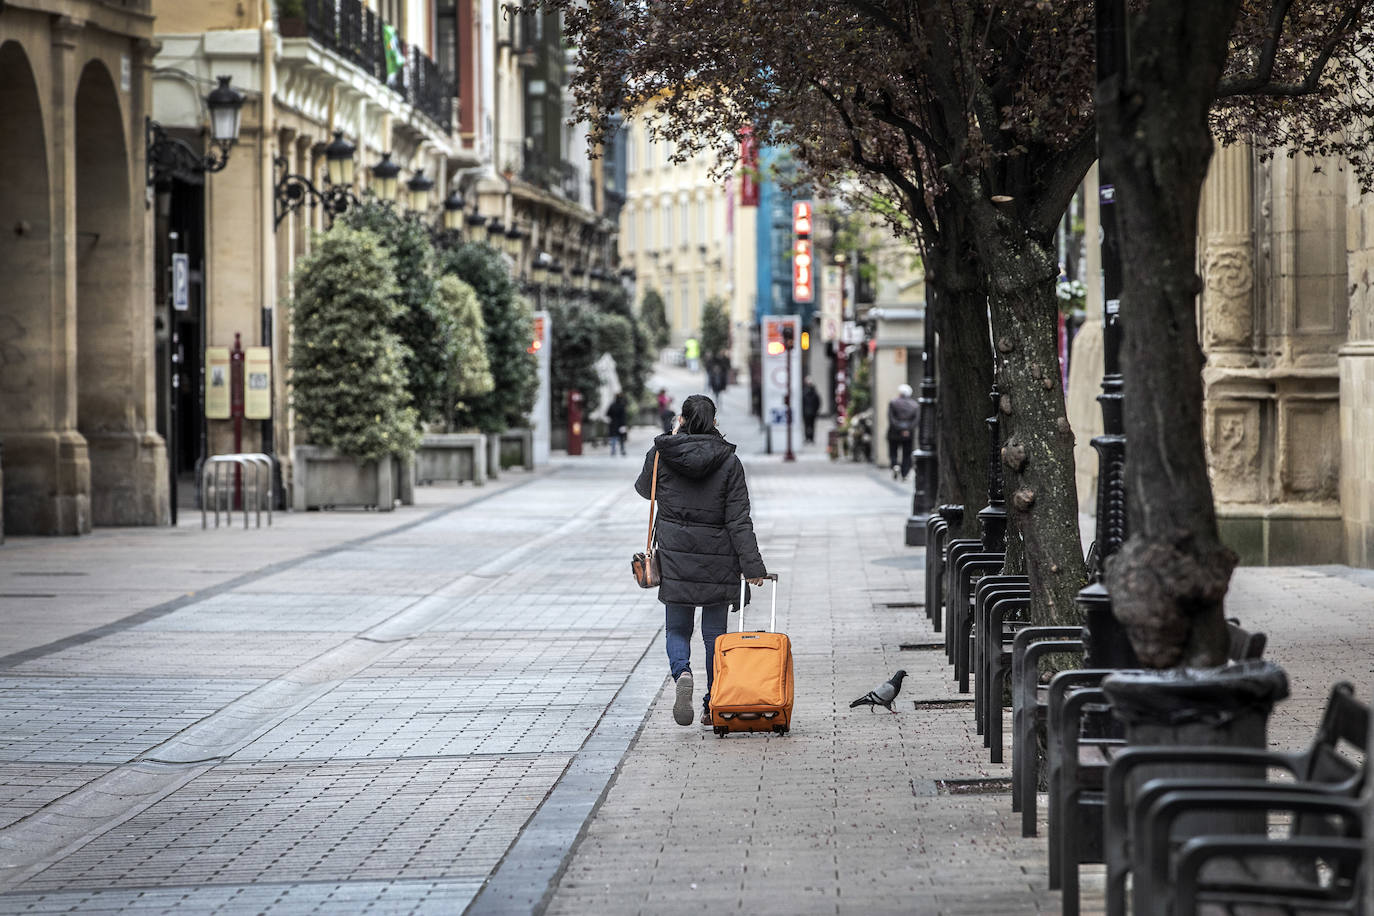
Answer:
[{"left": 635, "top": 395, "right": 768, "bottom": 726}]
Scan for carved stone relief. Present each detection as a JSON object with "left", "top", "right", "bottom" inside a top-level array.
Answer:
[
  {"left": 1202, "top": 242, "right": 1254, "bottom": 349},
  {"left": 1207, "top": 401, "right": 1262, "bottom": 503}
]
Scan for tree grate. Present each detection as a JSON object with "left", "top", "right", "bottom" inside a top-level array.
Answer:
[
  {"left": 877, "top": 601, "right": 925, "bottom": 610},
  {"left": 911, "top": 698, "right": 975, "bottom": 709},
  {"left": 899, "top": 643, "right": 943, "bottom": 651},
  {"left": 934, "top": 777, "right": 1013, "bottom": 796}
]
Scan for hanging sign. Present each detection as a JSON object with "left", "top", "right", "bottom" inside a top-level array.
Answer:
[
  {"left": 205, "top": 346, "right": 231, "bottom": 419},
  {"left": 792, "top": 201, "right": 814, "bottom": 304},
  {"left": 244, "top": 347, "right": 272, "bottom": 420},
  {"left": 820, "top": 265, "right": 842, "bottom": 341}
]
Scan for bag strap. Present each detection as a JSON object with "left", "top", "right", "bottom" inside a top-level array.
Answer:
[{"left": 646, "top": 452, "right": 660, "bottom": 551}]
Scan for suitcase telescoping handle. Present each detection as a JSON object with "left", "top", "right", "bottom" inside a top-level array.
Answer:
[{"left": 737, "top": 573, "right": 779, "bottom": 633}]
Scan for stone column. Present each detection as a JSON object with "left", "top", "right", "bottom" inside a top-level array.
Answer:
[
  {"left": 7, "top": 15, "right": 94, "bottom": 535},
  {"left": 1199, "top": 142, "right": 1256, "bottom": 368},
  {"left": 1341, "top": 168, "right": 1374, "bottom": 567},
  {"left": 1067, "top": 162, "right": 1104, "bottom": 509}
]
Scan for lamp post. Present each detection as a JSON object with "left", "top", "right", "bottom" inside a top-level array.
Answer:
[
  {"left": 1078, "top": 0, "right": 1137, "bottom": 670},
  {"left": 782, "top": 323, "right": 797, "bottom": 462},
  {"left": 406, "top": 170, "right": 434, "bottom": 215},
  {"left": 146, "top": 75, "right": 245, "bottom": 186},
  {"left": 371, "top": 152, "right": 401, "bottom": 203},
  {"left": 146, "top": 74, "right": 244, "bottom": 522},
  {"left": 906, "top": 287, "right": 939, "bottom": 545},
  {"left": 466, "top": 208, "right": 489, "bottom": 244},
  {"left": 273, "top": 129, "right": 359, "bottom": 229}
]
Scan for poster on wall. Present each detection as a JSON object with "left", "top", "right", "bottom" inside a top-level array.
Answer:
[
  {"left": 205, "top": 346, "right": 231, "bottom": 419},
  {"left": 244, "top": 347, "right": 272, "bottom": 420}
]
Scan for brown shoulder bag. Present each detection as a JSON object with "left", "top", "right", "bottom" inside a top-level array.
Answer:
[{"left": 631, "top": 453, "right": 661, "bottom": 588}]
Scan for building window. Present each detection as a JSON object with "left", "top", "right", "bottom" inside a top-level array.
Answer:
[
  {"left": 665, "top": 287, "right": 674, "bottom": 331},
  {"left": 623, "top": 204, "right": 635, "bottom": 251},
  {"left": 664, "top": 200, "right": 673, "bottom": 249},
  {"left": 681, "top": 278, "right": 690, "bottom": 330},
  {"left": 680, "top": 197, "right": 689, "bottom": 247},
  {"left": 625, "top": 132, "right": 635, "bottom": 175},
  {"left": 696, "top": 198, "right": 706, "bottom": 241}
]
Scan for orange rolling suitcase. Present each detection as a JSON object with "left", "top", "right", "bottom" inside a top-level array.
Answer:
[{"left": 710, "top": 574, "right": 793, "bottom": 736}]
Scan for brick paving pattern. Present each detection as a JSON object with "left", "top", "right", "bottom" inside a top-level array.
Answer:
[{"left": 0, "top": 365, "right": 1370, "bottom": 914}]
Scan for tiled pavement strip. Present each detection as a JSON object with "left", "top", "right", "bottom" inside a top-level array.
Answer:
[{"left": 0, "top": 365, "right": 1369, "bottom": 915}]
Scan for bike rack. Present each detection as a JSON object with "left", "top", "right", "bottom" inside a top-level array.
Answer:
[{"left": 201, "top": 453, "right": 275, "bottom": 529}]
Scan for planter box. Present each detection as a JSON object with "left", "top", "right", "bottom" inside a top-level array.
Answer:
[
  {"left": 291, "top": 445, "right": 414, "bottom": 511},
  {"left": 416, "top": 433, "right": 486, "bottom": 486},
  {"left": 499, "top": 428, "right": 534, "bottom": 470},
  {"left": 278, "top": 15, "right": 307, "bottom": 36}
]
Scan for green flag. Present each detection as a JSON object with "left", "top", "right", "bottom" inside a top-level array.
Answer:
[{"left": 383, "top": 24, "right": 404, "bottom": 82}]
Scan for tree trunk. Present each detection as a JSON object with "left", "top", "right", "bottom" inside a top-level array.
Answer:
[
  {"left": 931, "top": 273, "right": 993, "bottom": 542},
  {"left": 981, "top": 230, "right": 1087, "bottom": 627},
  {"left": 1099, "top": 2, "right": 1243, "bottom": 669}
]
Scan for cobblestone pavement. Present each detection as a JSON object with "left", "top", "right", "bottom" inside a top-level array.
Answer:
[{"left": 1, "top": 365, "right": 1372, "bottom": 915}]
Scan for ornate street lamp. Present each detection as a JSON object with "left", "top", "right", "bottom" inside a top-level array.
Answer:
[
  {"left": 504, "top": 224, "right": 524, "bottom": 259},
  {"left": 371, "top": 152, "right": 401, "bottom": 203},
  {"left": 324, "top": 130, "right": 355, "bottom": 186},
  {"left": 406, "top": 170, "right": 435, "bottom": 214},
  {"left": 442, "top": 188, "right": 465, "bottom": 233},
  {"left": 146, "top": 75, "right": 246, "bottom": 186},
  {"left": 273, "top": 129, "right": 360, "bottom": 229},
  {"left": 906, "top": 288, "right": 940, "bottom": 545},
  {"left": 465, "top": 208, "right": 489, "bottom": 243},
  {"left": 1076, "top": 0, "right": 1137, "bottom": 671}
]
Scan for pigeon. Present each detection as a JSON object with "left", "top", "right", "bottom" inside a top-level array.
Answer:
[{"left": 850, "top": 670, "right": 908, "bottom": 713}]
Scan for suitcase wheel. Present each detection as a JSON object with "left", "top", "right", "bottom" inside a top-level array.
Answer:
[
  {"left": 773, "top": 725, "right": 788, "bottom": 736},
  {"left": 714, "top": 727, "right": 728, "bottom": 738}
]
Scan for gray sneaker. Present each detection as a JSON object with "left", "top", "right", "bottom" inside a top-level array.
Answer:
[{"left": 673, "top": 672, "right": 694, "bottom": 726}]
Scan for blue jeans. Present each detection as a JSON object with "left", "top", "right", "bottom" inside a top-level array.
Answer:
[
  {"left": 665, "top": 603, "right": 729, "bottom": 710},
  {"left": 609, "top": 433, "right": 624, "bottom": 455}
]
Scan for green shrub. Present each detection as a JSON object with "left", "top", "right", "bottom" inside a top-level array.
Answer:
[
  {"left": 640, "top": 288, "right": 670, "bottom": 350},
  {"left": 436, "top": 275, "right": 494, "bottom": 429},
  {"left": 288, "top": 225, "right": 421, "bottom": 461},
  {"left": 338, "top": 200, "right": 447, "bottom": 426},
  {"left": 438, "top": 242, "right": 538, "bottom": 432},
  {"left": 700, "top": 296, "right": 730, "bottom": 358},
  {"left": 549, "top": 298, "right": 604, "bottom": 423}
]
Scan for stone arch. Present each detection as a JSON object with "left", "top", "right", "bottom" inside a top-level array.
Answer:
[
  {"left": 0, "top": 40, "right": 65, "bottom": 534},
  {"left": 75, "top": 58, "right": 161, "bottom": 525}
]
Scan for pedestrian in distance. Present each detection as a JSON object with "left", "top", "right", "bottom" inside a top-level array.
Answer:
[
  {"left": 606, "top": 392, "right": 629, "bottom": 457},
  {"left": 657, "top": 388, "right": 675, "bottom": 434},
  {"left": 684, "top": 336, "right": 701, "bottom": 372},
  {"left": 635, "top": 394, "right": 768, "bottom": 727},
  {"left": 887, "top": 383, "right": 919, "bottom": 480},
  {"left": 802, "top": 376, "right": 821, "bottom": 444},
  {"left": 708, "top": 357, "right": 727, "bottom": 400}
]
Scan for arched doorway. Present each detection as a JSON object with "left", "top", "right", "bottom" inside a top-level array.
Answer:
[
  {"left": 0, "top": 40, "right": 81, "bottom": 535},
  {"left": 75, "top": 59, "right": 166, "bottom": 525}
]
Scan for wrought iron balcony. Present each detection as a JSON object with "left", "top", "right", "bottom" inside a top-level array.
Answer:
[{"left": 281, "top": 0, "right": 453, "bottom": 133}]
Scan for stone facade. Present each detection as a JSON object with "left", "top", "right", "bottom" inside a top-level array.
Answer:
[
  {"left": 1069, "top": 145, "right": 1357, "bottom": 567},
  {"left": 0, "top": 3, "right": 168, "bottom": 536},
  {"left": 1341, "top": 164, "right": 1374, "bottom": 567},
  {"left": 1201, "top": 146, "right": 1345, "bottom": 565}
]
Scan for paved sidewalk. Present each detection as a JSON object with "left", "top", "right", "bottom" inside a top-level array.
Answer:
[{"left": 0, "top": 364, "right": 1371, "bottom": 915}]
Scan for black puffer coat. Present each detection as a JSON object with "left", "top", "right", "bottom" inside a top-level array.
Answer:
[{"left": 635, "top": 432, "right": 767, "bottom": 607}]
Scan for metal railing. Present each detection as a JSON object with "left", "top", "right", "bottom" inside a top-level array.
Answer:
[
  {"left": 292, "top": 0, "right": 453, "bottom": 133},
  {"left": 201, "top": 453, "right": 276, "bottom": 529}
]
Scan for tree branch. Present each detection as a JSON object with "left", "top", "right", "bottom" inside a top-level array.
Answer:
[{"left": 1218, "top": 0, "right": 1363, "bottom": 98}]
